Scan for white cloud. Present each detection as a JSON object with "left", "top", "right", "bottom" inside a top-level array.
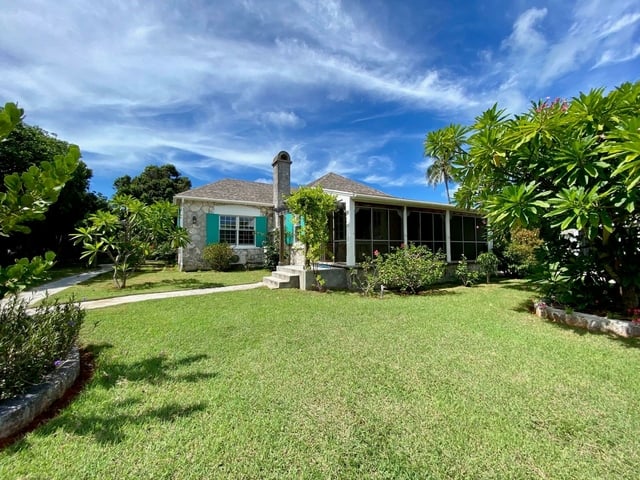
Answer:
[{"left": 261, "top": 111, "right": 306, "bottom": 128}]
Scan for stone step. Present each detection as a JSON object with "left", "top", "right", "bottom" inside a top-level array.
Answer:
[{"left": 262, "top": 274, "right": 299, "bottom": 289}]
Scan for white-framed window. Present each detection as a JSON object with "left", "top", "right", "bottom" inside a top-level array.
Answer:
[{"left": 220, "top": 215, "right": 256, "bottom": 246}]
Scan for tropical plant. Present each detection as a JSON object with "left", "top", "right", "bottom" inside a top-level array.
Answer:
[
  {"left": 71, "top": 196, "right": 189, "bottom": 288},
  {"left": 357, "top": 245, "right": 446, "bottom": 295},
  {"left": 0, "top": 295, "right": 84, "bottom": 400},
  {"left": 455, "top": 254, "right": 479, "bottom": 287},
  {"left": 446, "top": 81, "right": 640, "bottom": 310},
  {"left": 477, "top": 252, "right": 499, "bottom": 283},
  {"left": 285, "top": 186, "right": 336, "bottom": 269},
  {"left": 424, "top": 123, "right": 469, "bottom": 203},
  {"left": 0, "top": 103, "right": 80, "bottom": 298}
]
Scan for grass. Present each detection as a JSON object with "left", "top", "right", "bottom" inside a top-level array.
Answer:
[
  {"left": 45, "top": 265, "right": 270, "bottom": 302},
  {"left": 2, "top": 282, "right": 640, "bottom": 478}
]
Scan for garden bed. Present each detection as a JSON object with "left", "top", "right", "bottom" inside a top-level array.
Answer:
[
  {"left": 534, "top": 301, "right": 640, "bottom": 338},
  {"left": 0, "top": 347, "right": 80, "bottom": 440}
]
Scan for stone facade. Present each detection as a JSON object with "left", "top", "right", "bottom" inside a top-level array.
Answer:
[{"left": 178, "top": 199, "right": 273, "bottom": 271}]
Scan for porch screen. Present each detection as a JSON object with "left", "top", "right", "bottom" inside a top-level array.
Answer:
[
  {"left": 355, "top": 205, "right": 402, "bottom": 260},
  {"left": 449, "top": 214, "right": 487, "bottom": 260}
]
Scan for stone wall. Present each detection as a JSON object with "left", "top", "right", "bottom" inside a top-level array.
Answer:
[{"left": 178, "top": 199, "right": 273, "bottom": 271}]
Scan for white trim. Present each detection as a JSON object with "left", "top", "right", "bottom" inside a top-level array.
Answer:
[{"left": 174, "top": 195, "right": 273, "bottom": 207}]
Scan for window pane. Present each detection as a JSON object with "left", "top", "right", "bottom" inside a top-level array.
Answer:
[
  {"left": 450, "top": 215, "right": 463, "bottom": 241},
  {"left": 238, "top": 216, "right": 255, "bottom": 230},
  {"left": 355, "top": 208, "right": 371, "bottom": 239},
  {"left": 220, "top": 229, "right": 236, "bottom": 244},
  {"left": 464, "top": 242, "right": 477, "bottom": 260},
  {"left": 476, "top": 218, "right": 487, "bottom": 241},
  {"left": 433, "top": 241, "right": 445, "bottom": 255},
  {"left": 407, "top": 211, "right": 420, "bottom": 241},
  {"left": 420, "top": 213, "right": 434, "bottom": 241},
  {"left": 220, "top": 216, "right": 236, "bottom": 229},
  {"left": 463, "top": 216, "right": 476, "bottom": 241},
  {"left": 451, "top": 242, "right": 464, "bottom": 261},
  {"left": 238, "top": 230, "right": 255, "bottom": 245},
  {"left": 372, "top": 209, "right": 388, "bottom": 240},
  {"left": 389, "top": 209, "right": 402, "bottom": 240},
  {"left": 433, "top": 214, "right": 445, "bottom": 241},
  {"left": 356, "top": 241, "right": 371, "bottom": 260},
  {"left": 333, "top": 210, "right": 346, "bottom": 241}
]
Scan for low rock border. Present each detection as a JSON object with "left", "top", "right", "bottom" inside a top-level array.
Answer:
[
  {"left": 0, "top": 347, "right": 80, "bottom": 440},
  {"left": 534, "top": 302, "right": 640, "bottom": 338}
]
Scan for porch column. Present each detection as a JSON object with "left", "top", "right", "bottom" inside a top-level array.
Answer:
[
  {"left": 402, "top": 206, "right": 408, "bottom": 246},
  {"left": 445, "top": 209, "right": 452, "bottom": 263},
  {"left": 346, "top": 198, "right": 356, "bottom": 265}
]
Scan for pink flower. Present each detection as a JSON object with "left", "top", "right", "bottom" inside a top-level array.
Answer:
[{"left": 373, "top": 250, "right": 380, "bottom": 257}]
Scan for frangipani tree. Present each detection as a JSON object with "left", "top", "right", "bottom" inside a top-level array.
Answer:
[
  {"left": 449, "top": 82, "right": 640, "bottom": 310},
  {"left": 72, "top": 195, "right": 189, "bottom": 288}
]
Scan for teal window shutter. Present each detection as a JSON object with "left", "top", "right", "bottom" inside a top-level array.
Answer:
[
  {"left": 285, "top": 213, "right": 294, "bottom": 245},
  {"left": 255, "top": 216, "right": 267, "bottom": 247},
  {"left": 206, "top": 213, "right": 220, "bottom": 244}
]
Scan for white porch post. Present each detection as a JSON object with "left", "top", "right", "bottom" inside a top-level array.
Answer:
[
  {"left": 445, "top": 209, "right": 452, "bottom": 263},
  {"left": 402, "top": 206, "right": 408, "bottom": 246},
  {"left": 346, "top": 197, "right": 356, "bottom": 265}
]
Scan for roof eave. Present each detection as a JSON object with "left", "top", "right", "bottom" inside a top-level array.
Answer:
[
  {"left": 350, "top": 193, "right": 480, "bottom": 214},
  {"left": 174, "top": 195, "right": 274, "bottom": 208}
]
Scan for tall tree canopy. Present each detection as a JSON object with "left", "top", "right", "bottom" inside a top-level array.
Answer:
[
  {"left": 114, "top": 164, "right": 191, "bottom": 204},
  {"left": 444, "top": 81, "right": 640, "bottom": 311},
  {"left": 423, "top": 124, "right": 469, "bottom": 203},
  {"left": 0, "top": 123, "right": 107, "bottom": 264}
]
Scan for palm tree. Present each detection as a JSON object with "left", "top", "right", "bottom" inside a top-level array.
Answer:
[{"left": 424, "top": 124, "right": 469, "bottom": 203}]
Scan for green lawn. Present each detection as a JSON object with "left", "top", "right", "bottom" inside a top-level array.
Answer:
[
  {"left": 2, "top": 282, "right": 640, "bottom": 478},
  {"left": 46, "top": 266, "right": 269, "bottom": 302}
]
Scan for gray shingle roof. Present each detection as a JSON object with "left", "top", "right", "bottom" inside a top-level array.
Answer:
[
  {"left": 176, "top": 179, "right": 273, "bottom": 204},
  {"left": 175, "top": 172, "right": 390, "bottom": 205},
  {"left": 308, "top": 172, "right": 391, "bottom": 197}
]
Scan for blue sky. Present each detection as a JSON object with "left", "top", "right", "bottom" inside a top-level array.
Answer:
[{"left": 1, "top": 0, "right": 639, "bottom": 203}]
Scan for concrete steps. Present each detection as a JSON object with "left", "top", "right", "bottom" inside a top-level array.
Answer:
[{"left": 262, "top": 266, "right": 302, "bottom": 289}]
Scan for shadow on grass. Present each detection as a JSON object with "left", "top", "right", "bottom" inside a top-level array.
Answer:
[
  {"left": 48, "top": 399, "right": 208, "bottom": 444},
  {"left": 94, "top": 353, "right": 217, "bottom": 389},
  {"left": 78, "top": 271, "right": 225, "bottom": 292},
  {"left": 6, "top": 346, "right": 216, "bottom": 448},
  {"left": 541, "top": 319, "right": 640, "bottom": 348}
]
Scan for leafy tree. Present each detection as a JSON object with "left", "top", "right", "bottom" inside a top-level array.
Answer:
[
  {"left": 448, "top": 81, "right": 640, "bottom": 310},
  {"left": 114, "top": 164, "right": 191, "bottom": 204},
  {"left": 0, "top": 123, "right": 107, "bottom": 264},
  {"left": 0, "top": 103, "right": 80, "bottom": 297},
  {"left": 476, "top": 251, "right": 499, "bottom": 284},
  {"left": 71, "top": 195, "right": 189, "bottom": 288},
  {"left": 285, "top": 186, "right": 336, "bottom": 269},
  {"left": 424, "top": 124, "right": 469, "bottom": 203}
]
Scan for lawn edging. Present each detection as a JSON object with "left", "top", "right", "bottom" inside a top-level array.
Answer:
[
  {"left": 534, "top": 301, "right": 640, "bottom": 338},
  {"left": 0, "top": 347, "right": 80, "bottom": 440}
]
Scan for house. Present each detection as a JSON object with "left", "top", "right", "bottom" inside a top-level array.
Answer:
[{"left": 174, "top": 151, "right": 488, "bottom": 271}]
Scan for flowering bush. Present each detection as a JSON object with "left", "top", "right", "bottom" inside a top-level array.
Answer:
[
  {"left": 455, "top": 255, "right": 480, "bottom": 287},
  {"left": 476, "top": 251, "right": 499, "bottom": 283},
  {"left": 0, "top": 295, "right": 85, "bottom": 400},
  {"left": 629, "top": 308, "right": 640, "bottom": 324},
  {"left": 357, "top": 244, "right": 446, "bottom": 295}
]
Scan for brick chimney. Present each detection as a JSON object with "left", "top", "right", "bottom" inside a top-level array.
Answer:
[{"left": 272, "top": 151, "right": 291, "bottom": 210}]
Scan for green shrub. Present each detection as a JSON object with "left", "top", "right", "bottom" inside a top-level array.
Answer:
[
  {"left": 202, "top": 243, "right": 235, "bottom": 271},
  {"left": 358, "top": 244, "right": 446, "bottom": 295},
  {"left": 477, "top": 252, "right": 499, "bottom": 283},
  {"left": 503, "top": 227, "right": 544, "bottom": 277},
  {"left": 262, "top": 233, "right": 280, "bottom": 270},
  {"left": 0, "top": 295, "right": 85, "bottom": 400},
  {"left": 456, "top": 255, "right": 480, "bottom": 287}
]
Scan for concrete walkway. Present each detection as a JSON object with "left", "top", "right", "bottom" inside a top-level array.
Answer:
[{"left": 14, "top": 266, "right": 265, "bottom": 310}]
